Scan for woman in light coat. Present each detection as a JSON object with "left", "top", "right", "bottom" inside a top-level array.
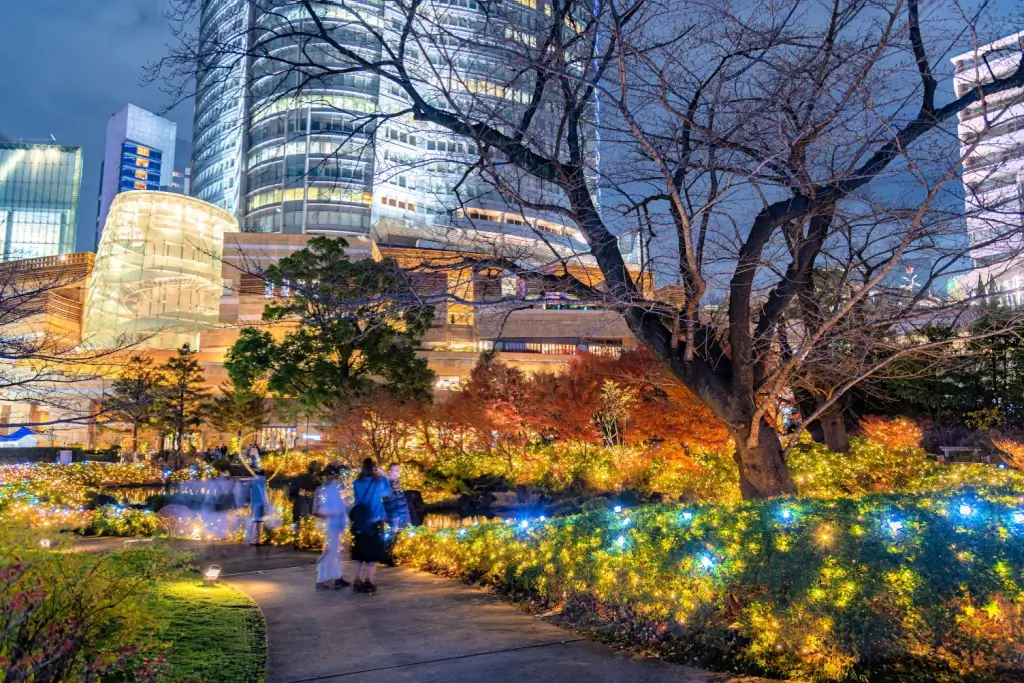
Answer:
[{"left": 312, "top": 465, "right": 350, "bottom": 591}]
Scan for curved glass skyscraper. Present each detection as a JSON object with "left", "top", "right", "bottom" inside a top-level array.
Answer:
[{"left": 191, "top": 0, "right": 597, "bottom": 261}]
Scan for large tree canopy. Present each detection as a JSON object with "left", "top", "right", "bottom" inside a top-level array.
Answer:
[
  {"left": 160, "top": 0, "right": 1024, "bottom": 497},
  {"left": 225, "top": 237, "right": 435, "bottom": 410}
]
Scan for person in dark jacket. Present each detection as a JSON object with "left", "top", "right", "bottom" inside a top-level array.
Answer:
[
  {"left": 289, "top": 461, "right": 323, "bottom": 528},
  {"left": 349, "top": 458, "right": 392, "bottom": 593}
]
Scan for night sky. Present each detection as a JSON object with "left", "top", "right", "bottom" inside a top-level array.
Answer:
[{"left": 0, "top": 0, "right": 191, "bottom": 253}]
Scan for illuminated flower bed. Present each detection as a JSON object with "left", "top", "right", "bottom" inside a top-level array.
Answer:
[{"left": 396, "top": 487, "right": 1024, "bottom": 681}]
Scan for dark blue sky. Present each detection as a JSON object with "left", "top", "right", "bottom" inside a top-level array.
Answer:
[{"left": 0, "top": 0, "right": 191, "bottom": 253}]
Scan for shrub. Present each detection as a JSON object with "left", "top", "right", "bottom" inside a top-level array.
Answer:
[
  {"left": 993, "top": 439, "right": 1024, "bottom": 472},
  {"left": 790, "top": 436, "right": 934, "bottom": 496},
  {"left": 858, "top": 415, "right": 923, "bottom": 450},
  {"left": 397, "top": 487, "right": 1024, "bottom": 682},
  {"left": 790, "top": 436, "right": 1024, "bottom": 499},
  {"left": 87, "top": 506, "right": 166, "bottom": 538},
  {"left": 0, "top": 527, "right": 177, "bottom": 682}
]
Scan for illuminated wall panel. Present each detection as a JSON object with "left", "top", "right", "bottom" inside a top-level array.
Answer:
[
  {"left": 83, "top": 191, "right": 238, "bottom": 350},
  {"left": 0, "top": 143, "right": 81, "bottom": 261}
]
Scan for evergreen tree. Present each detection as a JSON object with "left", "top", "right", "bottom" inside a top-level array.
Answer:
[
  {"left": 156, "top": 344, "right": 209, "bottom": 456},
  {"left": 101, "top": 355, "right": 165, "bottom": 458},
  {"left": 225, "top": 237, "right": 435, "bottom": 413},
  {"left": 208, "top": 382, "right": 269, "bottom": 451}
]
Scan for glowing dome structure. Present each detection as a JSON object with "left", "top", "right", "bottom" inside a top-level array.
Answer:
[{"left": 83, "top": 191, "right": 237, "bottom": 349}]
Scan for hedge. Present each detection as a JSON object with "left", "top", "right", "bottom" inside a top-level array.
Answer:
[{"left": 396, "top": 486, "right": 1024, "bottom": 681}]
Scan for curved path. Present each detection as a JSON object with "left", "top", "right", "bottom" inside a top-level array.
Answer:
[{"left": 222, "top": 556, "right": 769, "bottom": 683}]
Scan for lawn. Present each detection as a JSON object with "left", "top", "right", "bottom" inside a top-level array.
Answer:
[{"left": 137, "top": 576, "right": 266, "bottom": 683}]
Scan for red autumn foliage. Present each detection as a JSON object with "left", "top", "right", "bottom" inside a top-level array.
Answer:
[{"left": 444, "top": 348, "right": 730, "bottom": 456}]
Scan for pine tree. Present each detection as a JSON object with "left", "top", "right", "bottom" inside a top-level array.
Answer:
[
  {"left": 208, "top": 382, "right": 268, "bottom": 451},
  {"left": 102, "top": 355, "right": 165, "bottom": 459},
  {"left": 156, "top": 344, "right": 209, "bottom": 457}
]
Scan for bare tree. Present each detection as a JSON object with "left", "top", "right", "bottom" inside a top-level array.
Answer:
[{"left": 156, "top": 0, "right": 1024, "bottom": 498}]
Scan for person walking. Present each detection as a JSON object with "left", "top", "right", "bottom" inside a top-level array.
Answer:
[
  {"left": 349, "top": 458, "right": 392, "bottom": 593},
  {"left": 248, "top": 469, "right": 269, "bottom": 546},
  {"left": 312, "top": 465, "right": 350, "bottom": 591},
  {"left": 383, "top": 462, "right": 412, "bottom": 565},
  {"left": 384, "top": 463, "right": 412, "bottom": 531}
]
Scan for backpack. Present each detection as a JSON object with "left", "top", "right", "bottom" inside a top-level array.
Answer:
[{"left": 348, "top": 478, "right": 377, "bottom": 535}]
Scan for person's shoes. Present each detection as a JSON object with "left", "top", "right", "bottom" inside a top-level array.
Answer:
[
  {"left": 315, "top": 582, "right": 330, "bottom": 592},
  {"left": 353, "top": 580, "right": 366, "bottom": 593},
  {"left": 333, "top": 578, "right": 351, "bottom": 589},
  {"left": 364, "top": 581, "right": 378, "bottom": 594}
]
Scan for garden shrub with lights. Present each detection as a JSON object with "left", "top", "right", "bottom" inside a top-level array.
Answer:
[
  {"left": 396, "top": 487, "right": 1024, "bottom": 681},
  {"left": 0, "top": 525, "right": 265, "bottom": 682}
]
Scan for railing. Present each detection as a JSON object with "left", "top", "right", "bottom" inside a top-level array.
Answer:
[
  {"left": 0, "top": 252, "right": 94, "bottom": 272},
  {"left": 42, "top": 294, "right": 83, "bottom": 323}
]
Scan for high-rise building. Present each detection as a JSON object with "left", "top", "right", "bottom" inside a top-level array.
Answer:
[
  {"left": 953, "top": 32, "right": 1024, "bottom": 296},
  {"left": 0, "top": 142, "right": 82, "bottom": 261},
  {"left": 191, "top": 0, "right": 593, "bottom": 260},
  {"left": 96, "top": 104, "right": 180, "bottom": 246},
  {"left": 172, "top": 138, "right": 193, "bottom": 195}
]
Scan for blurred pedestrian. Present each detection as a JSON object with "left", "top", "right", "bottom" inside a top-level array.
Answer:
[
  {"left": 312, "top": 465, "right": 350, "bottom": 591},
  {"left": 248, "top": 468, "right": 269, "bottom": 546}
]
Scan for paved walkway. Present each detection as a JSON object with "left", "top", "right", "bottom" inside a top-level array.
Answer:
[{"left": 226, "top": 561, "right": 766, "bottom": 683}]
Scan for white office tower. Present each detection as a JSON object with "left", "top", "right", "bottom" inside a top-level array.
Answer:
[{"left": 953, "top": 32, "right": 1024, "bottom": 297}]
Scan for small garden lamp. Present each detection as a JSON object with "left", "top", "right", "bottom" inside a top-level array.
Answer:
[{"left": 203, "top": 565, "right": 221, "bottom": 587}]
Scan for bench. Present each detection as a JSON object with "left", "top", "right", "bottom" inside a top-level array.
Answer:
[{"left": 937, "top": 446, "right": 990, "bottom": 464}]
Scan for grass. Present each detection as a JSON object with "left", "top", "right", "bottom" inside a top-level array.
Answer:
[{"left": 135, "top": 575, "right": 266, "bottom": 683}]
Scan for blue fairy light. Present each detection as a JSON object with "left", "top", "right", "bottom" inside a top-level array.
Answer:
[
  {"left": 614, "top": 535, "right": 626, "bottom": 548},
  {"left": 958, "top": 503, "right": 974, "bottom": 518},
  {"left": 780, "top": 507, "right": 793, "bottom": 522},
  {"left": 681, "top": 511, "right": 693, "bottom": 523},
  {"left": 699, "top": 554, "right": 715, "bottom": 570},
  {"left": 458, "top": 528, "right": 467, "bottom": 537},
  {"left": 621, "top": 517, "right": 631, "bottom": 527},
  {"left": 1012, "top": 511, "right": 1024, "bottom": 525},
  {"left": 613, "top": 505, "right": 622, "bottom": 513},
  {"left": 887, "top": 519, "right": 904, "bottom": 534},
  {"left": 519, "top": 519, "right": 529, "bottom": 529},
  {"left": 538, "top": 516, "right": 546, "bottom": 522}
]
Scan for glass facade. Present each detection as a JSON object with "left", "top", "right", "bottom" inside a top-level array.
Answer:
[
  {"left": 0, "top": 143, "right": 82, "bottom": 261},
  {"left": 192, "top": 0, "right": 251, "bottom": 217},
  {"left": 191, "top": 0, "right": 594, "bottom": 261},
  {"left": 83, "top": 191, "right": 238, "bottom": 350}
]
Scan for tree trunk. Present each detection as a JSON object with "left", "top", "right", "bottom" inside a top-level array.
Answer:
[
  {"left": 732, "top": 419, "right": 798, "bottom": 499},
  {"left": 796, "top": 393, "right": 849, "bottom": 452},
  {"left": 131, "top": 422, "right": 139, "bottom": 461},
  {"left": 818, "top": 402, "right": 849, "bottom": 453}
]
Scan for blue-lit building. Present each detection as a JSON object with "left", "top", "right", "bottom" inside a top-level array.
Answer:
[
  {"left": 0, "top": 142, "right": 82, "bottom": 261},
  {"left": 96, "top": 104, "right": 182, "bottom": 246}
]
